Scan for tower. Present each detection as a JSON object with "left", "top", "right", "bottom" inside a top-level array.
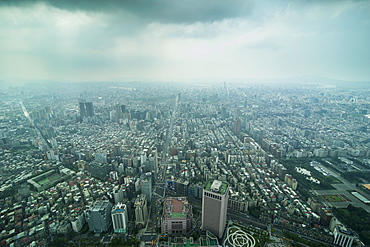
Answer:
[
  {"left": 87, "top": 200, "right": 112, "bottom": 233},
  {"left": 134, "top": 194, "right": 148, "bottom": 228},
  {"left": 141, "top": 172, "right": 152, "bottom": 201},
  {"left": 202, "top": 180, "right": 229, "bottom": 238},
  {"left": 79, "top": 101, "right": 94, "bottom": 119},
  {"left": 79, "top": 102, "right": 87, "bottom": 118},
  {"left": 233, "top": 117, "right": 241, "bottom": 135},
  {"left": 111, "top": 203, "right": 128, "bottom": 233},
  {"left": 85, "top": 102, "right": 94, "bottom": 117}
]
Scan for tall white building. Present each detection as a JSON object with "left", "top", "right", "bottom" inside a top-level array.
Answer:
[
  {"left": 333, "top": 226, "right": 355, "bottom": 247},
  {"left": 202, "top": 180, "right": 229, "bottom": 238},
  {"left": 111, "top": 203, "right": 128, "bottom": 233}
]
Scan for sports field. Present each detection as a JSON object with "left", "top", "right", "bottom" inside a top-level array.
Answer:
[
  {"left": 48, "top": 173, "right": 61, "bottom": 181},
  {"left": 36, "top": 173, "right": 61, "bottom": 186},
  {"left": 38, "top": 178, "right": 50, "bottom": 185},
  {"left": 321, "top": 194, "right": 351, "bottom": 202}
]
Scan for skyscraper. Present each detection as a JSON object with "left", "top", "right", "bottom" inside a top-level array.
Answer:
[
  {"left": 87, "top": 200, "right": 112, "bottom": 233},
  {"left": 202, "top": 180, "right": 229, "bottom": 238},
  {"left": 233, "top": 117, "right": 241, "bottom": 135},
  {"left": 79, "top": 101, "right": 94, "bottom": 120},
  {"left": 141, "top": 172, "right": 152, "bottom": 201},
  {"left": 85, "top": 102, "right": 94, "bottom": 117},
  {"left": 135, "top": 194, "right": 148, "bottom": 228},
  {"left": 111, "top": 203, "right": 128, "bottom": 233},
  {"left": 79, "top": 102, "right": 87, "bottom": 118}
]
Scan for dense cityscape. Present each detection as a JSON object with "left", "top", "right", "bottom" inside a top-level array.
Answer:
[{"left": 1, "top": 81, "right": 370, "bottom": 247}]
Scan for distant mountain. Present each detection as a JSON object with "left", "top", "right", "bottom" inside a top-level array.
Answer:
[{"left": 0, "top": 75, "right": 369, "bottom": 89}]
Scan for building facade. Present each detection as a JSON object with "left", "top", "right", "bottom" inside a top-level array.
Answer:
[
  {"left": 86, "top": 200, "right": 112, "bottom": 233},
  {"left": 111, "top": 203, "right": 128, "bottom": 233},
  {"left": 202, "top": 180, "right": 229, "bottom": 238},
  {"left": 141, "top": 173, "right": 152, "bottom": 201},
  {"left": 161, "top": 197, "right": 193, "bottom": 234},
  {"left": 333, "top": 227, "right": 355, "bottom": 247},
  {"left": 134, "top": 194, "right": 148, "bottom": 228}
]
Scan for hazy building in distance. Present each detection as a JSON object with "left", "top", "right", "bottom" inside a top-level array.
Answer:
[
  {"left": 202, "top": 180, "right": 229, "bottom": 238},
  {"left": 79, "top": 101, "right": 95, "bottom": 122},
  {"left": 85, "top": 102, "right": 94, "bottom": 117},
  {"left": 79, "top": 102, "right": 87, "bottom": 118}
]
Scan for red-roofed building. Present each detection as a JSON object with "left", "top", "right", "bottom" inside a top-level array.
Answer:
[{"left": 161, "top": 197, "right": 193, "bottom": 235}]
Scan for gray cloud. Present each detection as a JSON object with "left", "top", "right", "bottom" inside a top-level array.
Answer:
[
  {"left": 0, "top": 0, "right": 369, "bottom": 82},
  {"left": 0, "top": 0, "right": 254, "bottom": 23}
]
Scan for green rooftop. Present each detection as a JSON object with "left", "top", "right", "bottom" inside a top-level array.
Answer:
[
  {"left": 204, "top": 180, "right": 228, "bottom": 195},
  {"left": 171, "top": 212, "right": 186, "bottom": 218}
]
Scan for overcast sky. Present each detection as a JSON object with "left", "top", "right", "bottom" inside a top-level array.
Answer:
[{"left": 0, "top": 0, "right": 369, "bottom": 83}]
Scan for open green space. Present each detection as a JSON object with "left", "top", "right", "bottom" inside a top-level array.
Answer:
[
  {"left": 48, "top": 173, "right": 62, "bottom": 181},
  {"left": 321, "top": 194, "right": 350, "bottom": 202},
  {"left": 38, "top": 178, "right": 50, "bottom": 185},
  {"left": 280, "top": 158, "right": 342, "bottom": 199},
  {"left": 332, "top": 205, "right": 370, "bottom": 245},
  {"left": 341, "top": 171, "right": 370, "bottom": 184}
]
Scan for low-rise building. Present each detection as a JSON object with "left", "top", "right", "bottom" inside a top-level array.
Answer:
[{"left": 161, "top": 197, "right": 193, "bottom": 235}]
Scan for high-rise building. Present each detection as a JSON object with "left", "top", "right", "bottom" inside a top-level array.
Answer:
[
  {"left": 134, "top": 194, "right": 148, "bottom": 228},
  {"left": 175, "top": 178, "right": 189, "bottom": 196},
  {"left": 79, "top": 101, "right": 94, "bottom": 120},
  {"left": 161, "top": 197, "right": 193, "bottom": 234},
  {"left": 233, "top": 117, "right": 241, "bottom": 135},
  {"left": 188, "top": 182, "right": 203, "bottom": 199},
  {"left": 151, "top": 147, "right": 159, "bottom": 172},
  {"left": 202, "top": 180, "right": 229, "bottom": 238},
  {"left": 141, "top": 172, "right": 152, "bottom": 201},
  {"left": 113, "top": 185, "right": 124, "bottom": 204},
  {"left": 85, "top": 161, "right": 109, "bottom": 180},
  {"left": 111, "top": 203, "right": 128, "bottom": 233},
  {"left": 87, "top": 200, "right": 112, "bottom": 233},
  {"left": 79, "top": 102, "right": 87, "bottom": 118},
  {"left": 85, "top": 102, "right": 94, "bottom": 117}
]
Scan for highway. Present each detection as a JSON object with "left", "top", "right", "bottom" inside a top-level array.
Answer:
[
  {"left": 162, "top": 93, "right": 179, "bottom": 160},
  {"left": 19, "top": 101, "right": 52, "bottom": 150},
  {"left": 160, "top": 94, "right": 179, "bottom": 182}
]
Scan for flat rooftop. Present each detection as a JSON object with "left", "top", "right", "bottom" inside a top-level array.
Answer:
[
  {"left": 204, "top": 180, "right": 228, "bottom": 195},
  {"left": 164, "top": 197, "right": 190, "bottom": 218}
]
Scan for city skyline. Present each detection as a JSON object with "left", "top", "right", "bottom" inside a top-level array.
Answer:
[
  {"left": 0, "top": 0, "right": 369, "bottom": 83},
  {"left": 1, "top": 82, "right": 370, "bottom": 246}
]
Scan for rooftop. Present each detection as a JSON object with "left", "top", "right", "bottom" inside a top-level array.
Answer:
[
  {"left": 163, "top": 197, "right": 191, "bottom": 218},
  {"left": 204, "top": 180, "right": 228, "bottom": 195}
]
